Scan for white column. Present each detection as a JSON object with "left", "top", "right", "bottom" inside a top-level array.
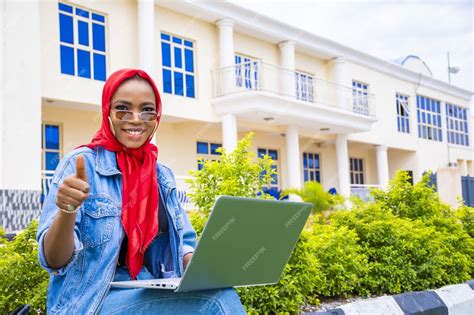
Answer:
[
  {"left": 217, "top": 18, "right": 238, "bottom": 152},
  {"left": 286, "top": 125, "right": 301, "bottom": 189},
  {"left": 137, "top": 0, "right": 155, "bottom": 74},
  {"left": 2, "top": 0, "right": 41, "bottom": 190},
  {"left": 222, "top": 114, "right": 237, "bottom": 152},
  {"left": 336, "top": 134, "right": 351, "bottom": 197},
  {"left": 459, "top": 159, "right": 468, "bottom": 176},
  {"left": 216, "top": 18, "right": 235, "bottom": 69},
  {"left": 331, "top": 57, "right": 348, "bottom": 111},
  {"left": 376, "top": 145, "right": 389, "bottom": 189},
  {"left": 278, "top": 41, "right": 296, "bottom": 98},
  {"left": 467, "top": 161, "right": 474, "bottom": 177},
  {"left": 0, "top": 0, "right": 4, "bottom": 188},
  {"left": 137, "top": 0, "right": 157, "bottom": 143}
]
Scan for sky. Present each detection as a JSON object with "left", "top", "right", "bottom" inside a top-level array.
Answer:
[{"left": 230, "top": 0, "right": 474, "bottom": 93}]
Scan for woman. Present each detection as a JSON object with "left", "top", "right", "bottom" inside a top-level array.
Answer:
[{"left": 37, "top": 68, "right": 246, "bottom": 314}]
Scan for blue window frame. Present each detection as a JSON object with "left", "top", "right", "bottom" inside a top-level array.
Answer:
[
  {"left": 258, "top": 148, "right": 279, "bottom": 198},
  {"left": 349, "top": 158, "right": 364, "bottom": 185},
  {"left": 303, "top": 152, "right": 321, "bottom": 183},
  {"left": 296, "top": 71, "right": 314, "bottom": 102},
  {"left": 161, "top": 32, "right": 195, "bottom": 98},
  {"left": 352, "top": 80, "right": 369, "bottom": 115},
  {"left": 42, "top": 124, "right": 62, "bottom": 172},
  {"left": 416, "top": 95, "right": 442, "bottom": 141},
  {"left": 446, "top": 103, "right": 469, "bottom": 146},
  {"left": 396, "top": 93, "right": 410, "bottom": 133},
  {"left": 235, "top": 54, "right": 259, "bottom": 90},
  {"left": 196, "top": 141, "right": 222, "bottom": 170},
  {"left": 58, "top": 2, "right": 107, "bottom": 81}
]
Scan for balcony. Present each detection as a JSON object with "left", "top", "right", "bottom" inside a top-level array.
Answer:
[{"left": 212, "top": 61, "right": 377, "bottom": 133}]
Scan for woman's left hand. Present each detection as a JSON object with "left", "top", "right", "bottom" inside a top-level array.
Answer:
[{"left": 183, "top": 253, "right": 193, "bottom": 270}]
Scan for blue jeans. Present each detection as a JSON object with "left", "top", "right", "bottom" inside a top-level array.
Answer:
[{"left": 99, "top": 267, "right": 247, "bottom": 314}]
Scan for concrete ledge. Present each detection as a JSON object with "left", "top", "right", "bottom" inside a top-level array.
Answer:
[
  {"left": 393, "top": 291, "right": 447, "bottom": 315},
  {"left": 305, "top": 280, "right": 474, "bottom": 315},
  {"left": 434, "top": 283, "right": 474, "bottom": 315},
  {"left": 339, "top": 295, "right": 404, "bottom": 315},
  {"left": 467, "top": 280, "right": 474, "bottom": 290}
]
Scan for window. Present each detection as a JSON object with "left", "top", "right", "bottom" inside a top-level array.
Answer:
[
  {"left": 350, "top": 158, "right": 364, "bottom": 185},
  {"left": 58, "top": 2, "right": 107, "bottom": 81},
  {"left": 42, "top": 124, "right": 62, "bottom": 173},
  {"left": 446, "top": 103, "right": 469, "bottom": 146},
  {"left": 396, "top": 93, "right": 410, "bottom": 133},
  {"left": 303, "top": 152, "right": 320, "bottom": 182},
  {"left": 258, "top": 148, "right": 279, "bottom": 198},
  {"left": 161, "top": 32, "right": 195, "bottom": 98},
  {"left": 416, "top": 95, "right": 442, "bottom": 141},
  {"left": 296, "top": 71, "right": 314, "bottom": 102},
  {"left": 235, "top": 54, "right": 259, "bottom": 90},
  {"left": 196, "top": 141, "right": 221, "bottom": 170},
  {"left": 352, "top": 80, "right": 369, "bottom": 115}
]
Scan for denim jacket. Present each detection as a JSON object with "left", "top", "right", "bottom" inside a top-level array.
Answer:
[{"left": 36, "top": 146, "right": 197, "bottom": 314}]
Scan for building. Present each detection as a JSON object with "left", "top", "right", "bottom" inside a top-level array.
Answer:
[{"left": 0, "top": 0, "right": 473, "bottom": 233}]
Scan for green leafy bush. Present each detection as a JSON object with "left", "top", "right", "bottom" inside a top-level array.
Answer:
[
  {"left": 330, "top": 190, "right": 473, "bottom": 295},
  {"left": 456, "top": 204, "right": 474, "bottom": 238},
  {"left": 0, "top": 221, "right": 48, "bottom": 314},
  {"left": 370, "top": 171, "right": 451, "bottom": 220},
  {"left": 310, "top": 224, "right": 369, "bottom": 297},
  {"left": 282, "top": 181, "right": 344, "bottom": 213},
  {"left": 188, "top": 132, "right": 276, "bottom": 214}
]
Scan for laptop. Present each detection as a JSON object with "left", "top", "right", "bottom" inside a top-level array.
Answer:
[{"left": 110, "top": 195, "right": 312, "bottom": 293}]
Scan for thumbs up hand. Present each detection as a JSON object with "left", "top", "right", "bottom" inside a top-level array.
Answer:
[{"left": 56, "top": 155, "right": 90, "bottom": 213}]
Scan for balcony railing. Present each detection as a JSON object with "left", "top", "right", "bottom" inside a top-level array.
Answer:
[
  {"left": 213, "top": 61, "right": 376, "bottom": 117},
  {"left": 350, "top": 184, "right": 381, "bottom": 201}
]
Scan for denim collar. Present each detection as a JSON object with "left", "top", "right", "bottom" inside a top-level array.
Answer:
[
  {"left": 95, "top": 147, "right": 121, "bottom": 176},
  {"left": 95, "top": 146, "right": 175, "bottom": 190}
]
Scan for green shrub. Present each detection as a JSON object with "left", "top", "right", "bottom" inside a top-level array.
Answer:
[
  {"left": 456, "top": 204, "right": 474, "bottom": 238},
  {"left": 188, "top": 132, "right": 276, "bottom": 214},
  {"left": 188, "top": 210, "right": 208, "bottom": 237},
  {"left": 330, "top": 202, "right": 473, "bottom": 294},
  {"left": 282, "top": 181, "right": 344, "bottom": 213},
  {"left": 371, "top": 171, "right": 451, "bottom": 220},
  {"left": 310, "top": 224, "right": 369, "bottom": 297},
  {"left": 0, "top": 221, "right": 48, "bottom": 314}
]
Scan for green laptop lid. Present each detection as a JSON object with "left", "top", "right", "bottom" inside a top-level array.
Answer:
[{"left": 176, "top": 196, "right": 312, "bottom": 292}]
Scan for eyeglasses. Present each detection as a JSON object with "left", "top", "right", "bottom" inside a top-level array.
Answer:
[{"left": 112, "top": 110, "right": 159, "bottom": 122}]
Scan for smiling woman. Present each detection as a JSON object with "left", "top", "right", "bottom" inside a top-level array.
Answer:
[
  {"left": 36, "top": 68, "right": 246, "bottom": 314},
  {"left": 109, "top": 77, "right": 160, "bottom": 149}
]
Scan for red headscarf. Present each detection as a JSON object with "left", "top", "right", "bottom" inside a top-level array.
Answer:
[{"left": 82, "top": 68, "right": 162, "bottom": 279}]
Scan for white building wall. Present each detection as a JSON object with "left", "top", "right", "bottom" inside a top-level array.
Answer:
[
  {"left": 295, "top": 51, "right": 327, "bottom": 79},
  {"left": 39, "top": 0, "right": 138, "bottom": 109},
  {"left": 234, "top": 32, "right": 279, "bottom": 65},
  {"left": 2, "top": 0, "right": 42, "bottom": 190},
  {"left": 155, "top": 5, "right": 220, "bottom": 122},
  {"left": 42, "top": 105, "right": 101, "bottom": 153}
]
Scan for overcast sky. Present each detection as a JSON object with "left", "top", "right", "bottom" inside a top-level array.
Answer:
[{"left": 230, "top": 0, "right": 473, "bottom": 93}]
